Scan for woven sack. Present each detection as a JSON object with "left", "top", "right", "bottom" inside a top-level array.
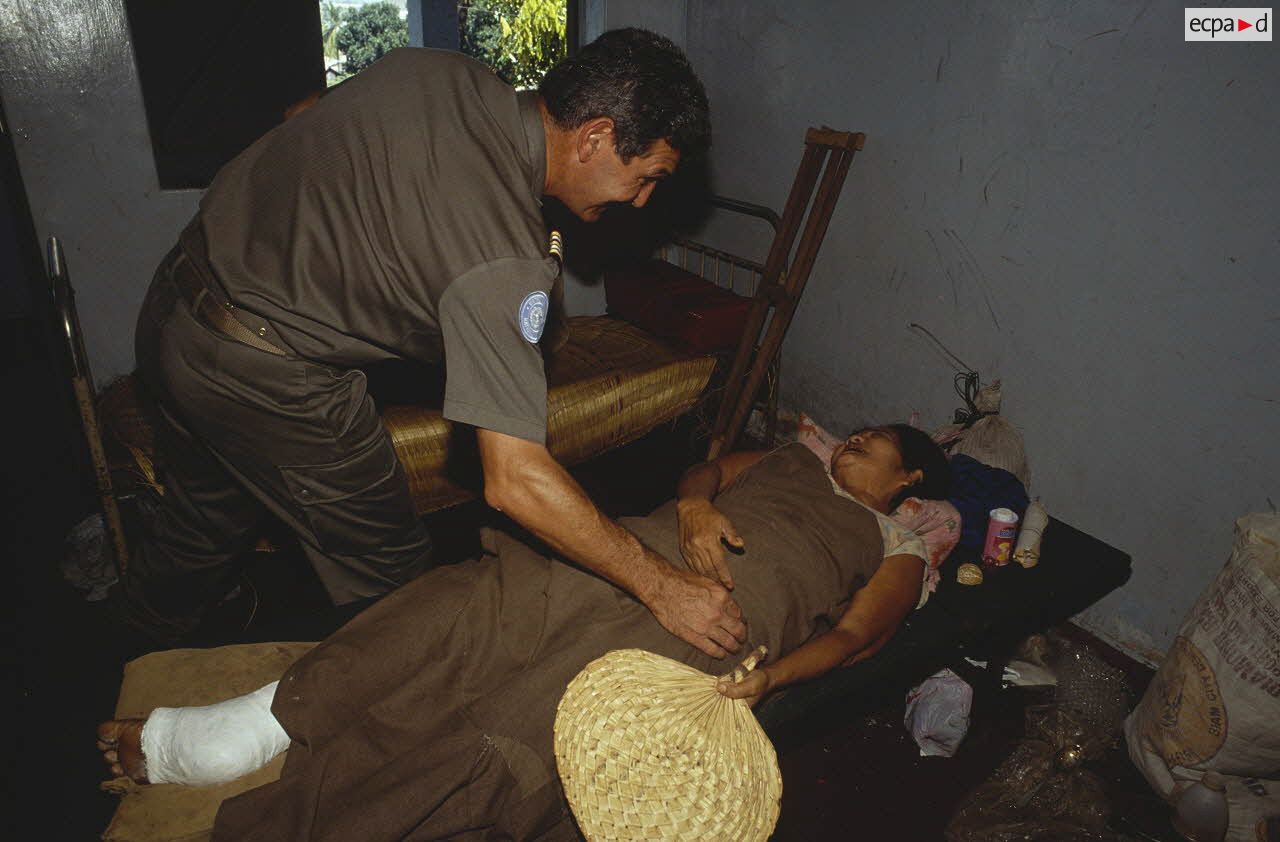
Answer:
[
  {"left": 1125, "top": 512, "right": 1280, "bottom": 798},
  {"left": 554, "top": 648, "right": 782, "bottom": 841}
]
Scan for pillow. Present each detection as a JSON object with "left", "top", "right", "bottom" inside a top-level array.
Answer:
[
  {"left": 604, "top": 259, "right": 752, "bottom": 354},
  {"left": 794, "top": 412, "right": 842, "bottom": 464},
  {"left": 892, "top": 497, "right": 963, "bottom": 597}
]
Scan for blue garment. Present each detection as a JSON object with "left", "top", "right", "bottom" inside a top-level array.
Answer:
[{"left": 947, "top": 454, "right": 1030, "bottom": 560}]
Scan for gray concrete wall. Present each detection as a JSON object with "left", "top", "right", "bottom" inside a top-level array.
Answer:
[
  {"left": 672, "top": 0, "right": 1278, "bottom": 661},
  {"left": 0, "top": 0, "right": 201, "bottom": 385}
]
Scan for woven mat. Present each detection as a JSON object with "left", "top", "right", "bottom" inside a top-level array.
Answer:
[{"left": 100, "top": 316, "right": 715, "bottom": 515}]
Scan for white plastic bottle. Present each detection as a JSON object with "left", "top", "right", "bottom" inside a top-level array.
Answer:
[{"left": 1172, "top": 771, "right": 1229, "bottom": 842}]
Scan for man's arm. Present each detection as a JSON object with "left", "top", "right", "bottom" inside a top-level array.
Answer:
[
  {"left": 717, "top": 553, "right": 924, "bottom": 705},
  {"left": 674, "top": 451, "right": 768, "bottom": 588},
  {"left": 476, "top": 428, "right": 747, "bottom": 658}
]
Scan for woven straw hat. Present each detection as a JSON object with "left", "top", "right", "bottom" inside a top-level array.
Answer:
[{"left": 554, "top": 647, "right": 782, "bottom": 841}]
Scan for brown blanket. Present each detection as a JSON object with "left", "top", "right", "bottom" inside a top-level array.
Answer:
[{"left": 212, "top": 444, "right": 883, "bottom": 841}]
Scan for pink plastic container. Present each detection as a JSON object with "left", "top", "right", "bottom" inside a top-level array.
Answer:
[{"left": 982, "top": 508, "right": 1020, "bottom": 567}]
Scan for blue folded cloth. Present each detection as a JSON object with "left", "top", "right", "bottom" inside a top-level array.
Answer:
[{"left": 947, "top": 453, "right": 1030, "bottom": 559}]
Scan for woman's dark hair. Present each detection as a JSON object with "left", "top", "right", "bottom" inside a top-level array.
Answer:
[
  {"left": 886, "top": 423, "right": 951, "bottom": 508},
  {"left": 539, "top": 28, "right": 710, "bottom": 162}
]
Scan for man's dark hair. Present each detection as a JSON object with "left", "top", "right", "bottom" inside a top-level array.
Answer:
[
  {"left": 886, "top": 423, "right": 951, "bottom": 509},
  {"left": 539, "top": 28, "right": 710, "bottom": 162}
]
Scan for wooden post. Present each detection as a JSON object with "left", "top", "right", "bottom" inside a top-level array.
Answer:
[{"left": 48, "top": 237, "right": 131, "bottom": 574}]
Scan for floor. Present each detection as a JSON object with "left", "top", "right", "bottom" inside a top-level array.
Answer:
[{"left": 6, "top": 321, "right": 1185, "bottom": 841}]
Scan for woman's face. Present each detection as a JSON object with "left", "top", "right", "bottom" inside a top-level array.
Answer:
[{"left": 829, "top": 427, "right": 919, "bottom": 506}]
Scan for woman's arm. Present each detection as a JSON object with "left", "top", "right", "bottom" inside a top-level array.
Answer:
[
  {"left": 676, "top": 450, "right": 768, "bottom": 588},
  {"left": 717, "top": 553, "right": 925, "bottom": 705}
]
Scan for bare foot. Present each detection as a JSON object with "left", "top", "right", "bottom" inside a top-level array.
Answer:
[{"left": 97, "top": 719, "right": 150, "bottom": 783}]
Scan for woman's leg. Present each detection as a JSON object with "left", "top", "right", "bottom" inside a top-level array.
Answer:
[{"left": 97, "top": 681, "right": 289, "bottom": 786}]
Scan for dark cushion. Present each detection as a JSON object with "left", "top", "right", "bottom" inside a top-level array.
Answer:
[{"left": 604, "top": 258, "right": 752, "bottom": 355}]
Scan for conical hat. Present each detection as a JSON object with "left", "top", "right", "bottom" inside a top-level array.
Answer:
[{"left": 553, "top": 648, "right": 782, "bottom": 841}]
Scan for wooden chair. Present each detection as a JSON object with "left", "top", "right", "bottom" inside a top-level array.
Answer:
[
  {"left": 600, "top": 127, "right": 865, "bottom": 456},
  {"left": 705, "top": 128, "right": 865, "bottom": 459}
]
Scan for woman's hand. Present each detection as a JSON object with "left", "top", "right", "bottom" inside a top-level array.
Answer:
[
  {"left": 677, "top": 498, "right": 744, "bottom": 589},
  {"left": 716, "top": 666, "right": 771, "bottom": 707}
]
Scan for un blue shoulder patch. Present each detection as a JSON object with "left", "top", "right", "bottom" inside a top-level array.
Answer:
[{"left": 518, "top": 291, "right": 549, "bottom": 344}]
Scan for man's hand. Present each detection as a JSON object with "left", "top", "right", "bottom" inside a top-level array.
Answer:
[
  {"left": 677, "top": 498, "right": 744, "bottom": 589},
  {"left": 645, "top": 568, "right": 746, "bottom": 659},
  {"left": 475, "top": 430, "right": 747, "bottom": 659}
]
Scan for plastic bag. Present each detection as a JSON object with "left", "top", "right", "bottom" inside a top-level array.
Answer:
[
  {"left": 905, "top": 668, "right": 973, "bottom": 757},
  {"left": 946, "top": 706, "right": 1135, "bottom": 842},
  {"left": 946, "top": 634, "right": 1137, "bottom": 842},
  {"left": 61, "top": 513, "right": 118, "bottom": 602},
  {"left": 933, "top": 381, "right": 1032, "bottom": 488},
  {"left": 952, "top": 414, "right": 1030, "bottom": 489}
]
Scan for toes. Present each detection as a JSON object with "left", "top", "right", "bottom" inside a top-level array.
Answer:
[{"left": 96, "top": 718, "right": 149, "bottom": 783}]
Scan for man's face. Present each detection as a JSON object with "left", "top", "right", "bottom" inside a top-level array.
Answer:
[{"left": 562, "top": 132, "right": 680, "bottom": 222}]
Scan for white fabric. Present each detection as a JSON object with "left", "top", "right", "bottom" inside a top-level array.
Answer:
[{"left": 141, "top": 681, "right": 289, "bottom": 786}]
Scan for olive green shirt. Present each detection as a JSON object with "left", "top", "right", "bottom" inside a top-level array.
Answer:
[{"left": 199, "top": 48, "right": 558, "bottom": 442}]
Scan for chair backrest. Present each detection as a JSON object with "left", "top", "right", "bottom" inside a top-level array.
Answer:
[{"left": 705, "top": 128, "right": 865, "bottom": 460}]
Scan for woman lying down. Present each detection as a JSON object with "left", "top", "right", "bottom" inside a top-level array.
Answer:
[{"left": 98, "top": 425, "right": 951, "bottom": 841}]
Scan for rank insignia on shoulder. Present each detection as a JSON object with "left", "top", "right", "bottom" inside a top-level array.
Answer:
[
  {"left": 548, "top": 230, "right": 564, "bottom": 266},
  {"left": 518, "top": 290, "right": 549, "bottom": 344}
]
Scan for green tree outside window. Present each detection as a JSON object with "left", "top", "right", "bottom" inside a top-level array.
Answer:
[
  {"left": 336, "top": 2, "right": 409, "bottom": 78},
  {"left": 319, "top": 1, "right": 565, "bottom": 89},
  {"left": 459, "top": 0, "right": 566, "bottom": 89}
]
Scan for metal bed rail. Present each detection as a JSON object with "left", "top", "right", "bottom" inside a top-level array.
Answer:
[{"left": 653, "top": 195, "right": 785, "bottom": 446}]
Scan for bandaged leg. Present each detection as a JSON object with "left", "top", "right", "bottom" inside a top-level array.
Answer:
[{"left": 141, "top": 681, "right": 290, "bottom": 786}]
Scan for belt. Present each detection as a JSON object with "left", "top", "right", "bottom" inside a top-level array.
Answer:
[{"left": 174, "top": 223, "right": 287, "bottom": 357}]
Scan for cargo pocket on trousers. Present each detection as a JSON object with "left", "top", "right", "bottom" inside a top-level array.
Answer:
[{"left": 279, "top": 435, "right": 412, "bottom": 556}]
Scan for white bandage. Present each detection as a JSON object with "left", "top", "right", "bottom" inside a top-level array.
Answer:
[{"left": 141, "top": 681, "right": 290, "bottom": 786}]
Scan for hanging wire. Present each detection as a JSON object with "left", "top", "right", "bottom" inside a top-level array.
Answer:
[{"left": 909, "top": 323, "right": 989, "bottom": 428}]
